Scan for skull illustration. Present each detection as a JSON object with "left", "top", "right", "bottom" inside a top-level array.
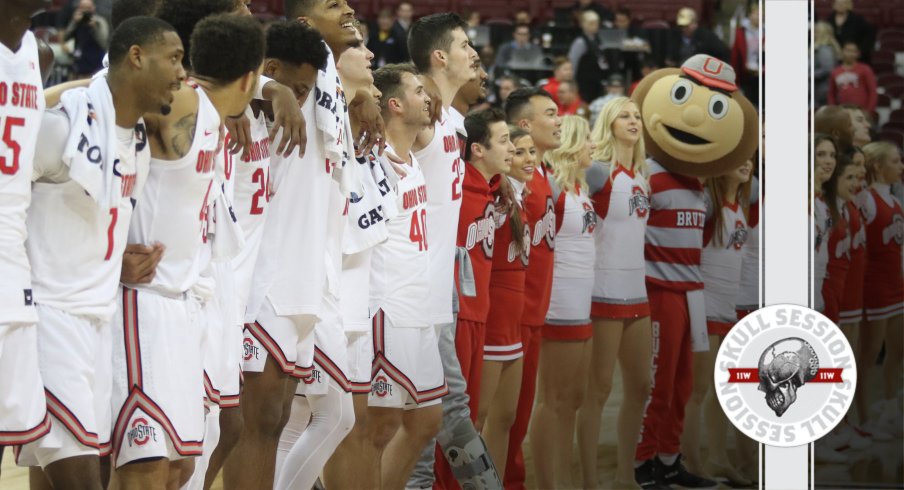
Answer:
[{"left": 757, "top": 338, "right": 820, "bottom": 417}]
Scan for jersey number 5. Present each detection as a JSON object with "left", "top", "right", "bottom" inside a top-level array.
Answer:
[
  {"left": 0, "top": 116, "right": 25, "bottom": 175},
  {"left": 409, "top": 209, "right": 428, "bottom": 251}
]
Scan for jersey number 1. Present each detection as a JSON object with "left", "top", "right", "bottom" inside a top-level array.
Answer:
[{"left": 0, "top": 116, "right": 25, "bottom": 175}]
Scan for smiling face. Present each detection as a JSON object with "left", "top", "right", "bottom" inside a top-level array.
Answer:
[
  {"left": 509, "top": 135, "right": 536, "bottom": 182},
  {"left": 729, "top": 158, "right": 753, "bottom": 185},
  {"left": 612, "top": 101, "right": 642, "bottom": 147},
  {"left": 480, "top": 121, "right": 515, "bottom": 176},
  {"left": 814, "top": 139, "right": 837, "bottom": 186},
  {"left": 846, "top": 108, "right": 871, "bottom": 147},
  {"left": 836, "top": 164, "right": 858, "bottom": 201},
  {"left": 399, "top": 72, "right": 432, "bottom": 127},
  {"left": 337, "top": 39, "right": 374, "bottom": 89},
  {"left": 634, "top": 66, "right": 758, "bottom": 177},
  {"left": 302, "top": 0, "right": 358, "bottom": 54}
]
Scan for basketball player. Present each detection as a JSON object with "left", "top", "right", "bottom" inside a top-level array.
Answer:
[
  {"left": 404, "top": 14, "right": 504, "bottom": 490},
  {"left": 0, "top": 0, "right": 53, "bottom": 474},
  {"left": 502, "top": 87, "right": 561, "bottom": 490},
  {"left": 452, "top": 64, "right": 488, "bottom": 116},
  {"left": 108, "top": 14, "right": 263, "bottom": 488},
  {"left": 454, "top": 108, "right": 514, "bottom": 423},
  {"left": 16, "top": 17, "right": 183, "bottom": 489}
]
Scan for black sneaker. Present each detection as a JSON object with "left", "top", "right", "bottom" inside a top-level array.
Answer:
[
  {"left": 658, "top": 454, "right": 718, "bottom": 488},
  {"left": 635, "top": 458, "right": 672, "bottom": 489}
]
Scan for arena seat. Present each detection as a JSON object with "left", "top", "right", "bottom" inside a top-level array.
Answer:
[
  {"left": 878, "top": 128, "right": 904, "bottom": 147},
  {"left": 878, "top": 73, "right": 904, "bottom": 89}
]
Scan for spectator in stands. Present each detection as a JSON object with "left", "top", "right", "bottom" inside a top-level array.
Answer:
[
  {"left": 829, "top": 41, "right": 878, "bottom": 113},
  {"left": 570, "top": 10, "right": 609, "bottom": 103},
  {"left": 730, "top": 1, "right": 760, "bottom": 107},
  {"left": 493, "top": 75, "right": 522, "bottom": 108},
  {"left": 588, "top": 73, "right": 625, "bottom": 124},
  {"left": 829, "top": 0, "right": 875, "bottom": 64},
  {"left": 481, "top": 44, "right": 499, "bottom": 79},
  {"left": 498, "top": 24, "right": 544, "bottom": 69},
  {"left": 543, "top": 57, "right": 574, "bottom": 106},
  {"left": 557, "top": 80, "right": 590, "bottom": 119},
  {"left": 814, "top": 21, "right": 842, "bottom": 107},
  {"left": 464, "top": 9, "right": 481, "bottom": 28},
  {"left": 572, "top": 0, "right": 614, "bottom": 28},
  {"left": 369, "top": 8, "right": 409, "bottom": 67},
  {"left": 395, "top": 1, "right": 414, "bottom": 32},
  {"left": 667, "top": 7, "right": 730, "bottom": 66},
  {"left": 64, "top": 0, "right": 110, "bottom": 79},
  {"left": 514, "top": 9, "right": 533, "bottom": 28},
  {"left": 357, "top": 18, "right": 370, "bottom": 46},
  {"left": 610, "top": 7, "right": 647, "bottom": 81}
]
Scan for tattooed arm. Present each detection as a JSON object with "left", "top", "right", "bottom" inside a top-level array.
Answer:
[{"left": 144, "top": 84, "right": 200, "bottom": 160}]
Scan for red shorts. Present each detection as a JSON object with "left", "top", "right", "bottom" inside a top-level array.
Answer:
[
  {"left": 484, "top": 281, "right": 524, "bottom": 361},
  {"left": 839, "top": 248, "right": 866, "bottom": 324},
  {"left": 591, "top": 300, "right": 651, "bottom": 319},
  {"left": 541, "top": 321, "right": 592, "bottom": 341},
  {"left": 707, "top": 320, "right": 733, "bottom": 336}
]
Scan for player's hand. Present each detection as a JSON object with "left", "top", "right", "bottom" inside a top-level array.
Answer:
[
  {"left": 121, "top": 243, "right": 165, "bottom": 284},
  {"left": 349, "top": 90, "right": 385, "bottom": 157},
  {"left": 421, "top": 76, "right": 442, "bottom": 125},
  {"left": 225, "top": 114, "right": 252, "bottom": 159},
  {"left": 269, "top": 84, "right": 306, "bottom": 157}
]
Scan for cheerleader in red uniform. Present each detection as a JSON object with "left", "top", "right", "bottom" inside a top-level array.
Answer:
[
  {"left": 822, "top": 153, "right": 859, "bottom": 324},
  {"left": 839, "top": 147, "right": 867, "bottom": 330},
  {"left": 576, "top": 96, "right": 652, "bottom": 489},
  {"left": 476, "top": 127, "right": 534, "bottom": 479},
  {"left": 530, "top": 116, "right": 597, "bottom": 489},
  {"left": 813, "top": 134, "right": 838, "bottom": 315},
  {"left": 856, "top": 141, "right": 903, "bottom": 437}
]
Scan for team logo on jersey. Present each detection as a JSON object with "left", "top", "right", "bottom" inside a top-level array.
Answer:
[
  {"left": 508, "top": 225, "right": 532, "bottom": 266},
  {"left": 127, "top": 418, "right": 158, "bottom": 447},
  {"left": 885, "top": 214, "right": 904, "bottom": 245},
  {"left": 715, "top": 304, "right": 856, "bottom": 446},
  {"left": 628, "top": 186, "right": 650, "bottom": 218},
  {"left": 467, "top": 203, "right": 496, "bottom": 259},
  {"left": 532, "top": 197, "right": 556, "bottom": 249},
  {"left": 303, "top": 368, "right": 323, "bottom": 385},
  {"left": 372, "top": 375, "right": 393, "bottom": 397},
  {"left": 582, "top": 202, "right": 597, "bottom": 234},
  {"left": 727, "top": 220, "right": 748, "bottom": 250},
  {"left": 242, "top": 337, "right": 260, "bottom": 361}
]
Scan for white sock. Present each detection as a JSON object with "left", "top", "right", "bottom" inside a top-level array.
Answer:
[
  {"left": 658, "top": 453, "right": 678, "bottom": 466},
  {"left": 276, "top": 395, "right": 312, "bottom": 476},
  {"left": 275, "top": 383, "right": 355, "bottom": 490},
  {"left": 181, "top": 405, "right": 221, "bottom": 490}
]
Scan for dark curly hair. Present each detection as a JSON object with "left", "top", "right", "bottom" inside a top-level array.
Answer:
[
  {"left": 156, "top": 0, "right": 235, "bottom": 69},
  {"left": 190, "top": 14, "right": 265, "bottom": 85},
  {"left": 266, "top": 21, "right": 328, "bottom": 71}
]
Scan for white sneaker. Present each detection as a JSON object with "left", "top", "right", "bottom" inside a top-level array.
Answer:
[
  {"left": 863, "top": 421, "right": 894, "bottom": 441},
  {"left": 815, "top": 445, "right": 849, "bottom": 464}
]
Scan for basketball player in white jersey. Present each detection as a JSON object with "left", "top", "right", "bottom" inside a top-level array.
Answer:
[
  {"left": 16, "top": 18, "right": 184, "bottom": 489},
  {"left": 0, "top": 0, "right": 52, "bottom": 476},
  {"left": 108, "top": 14, "right": 263, "bottom": 488},
  {"left": 405, "top": 13, "right": 504, "bottom": 490}
]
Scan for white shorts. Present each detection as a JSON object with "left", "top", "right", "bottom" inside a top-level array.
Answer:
[
  {"left": 17, "top": 306, "right": 111, "bottom": 468},
  {"left": 297, "top": 297, "right": 351, "bottom": 396},
  {"left": 346, "top": 331, "right": 373, "bottom": 394},
  {"left": 243, "top": 298, "right": 316, "bottom": 379},
  {"left": 0, "top": 321, "right": 50, "bottom": 447},
  {"left": 200, "top": 298, "right": 242, "bottom": 409},
  {"left": 111, "top": 287, "right": 205, "bottom": 467},
  {"left": 368, "top": 310, "right": 447, "bottom": 409}
]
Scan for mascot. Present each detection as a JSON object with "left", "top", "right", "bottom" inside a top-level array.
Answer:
[{"left": 629, "top": 54, "right": 758, "bottom": 488}]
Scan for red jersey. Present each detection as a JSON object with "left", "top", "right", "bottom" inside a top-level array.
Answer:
[
  {"left": 840, "top": 199, "right": 866, "bottom": 320},
  {"left": 863, "top": 186, "right": 904, "bottom": 285},
  {"left": 456, "top": 164, "right": 498, "bottom": 322},
  {"left": 492, "top": 180, "right": 530, "bottom": 276},
  {"left": 521, "top": 166, "right": 556, "bottom": 325}
]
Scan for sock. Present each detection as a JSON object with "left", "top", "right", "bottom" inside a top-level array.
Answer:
[{"left": 658, "top": 453, "right": 678, "bottom": 466}]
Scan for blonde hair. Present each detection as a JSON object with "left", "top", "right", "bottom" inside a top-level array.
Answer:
[
  {"left": 814, "top": 21, "right": 841, "bottom": 58},
  {"left": 591, "top": 96, "right": 648, "bottom": 183},
  {"left": 546, "top": 115, "right": 591, "bottom": 193},
  {"left": 862, "top": 140, "right": 899, "bottom": 184},
  {"left": 705, "top": 169, "right": 752, "bottom": 247}
]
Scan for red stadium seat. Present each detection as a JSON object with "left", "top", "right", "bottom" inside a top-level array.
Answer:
[
  {"left": 878, "top": 73, "right": 904, "bottom": 89},
  {"left": 877, "top": 93, "right": 892, "bottom": 108},
  {"left": 873, "top": 61, "right": 896, "bottom": 75},
  {"left": 889, "top": 108, "right": 904, "bottom": 123},
  {"left": 873, "top": 51, "right": 896, "bottom": 65},
  {"left": 879, "top": 39, "right": 904, "bottom": 53},
  {"left": 878, "top": 129, "right": 904, "bottom": 148},
  {"left": 878, "top": 29, "right": 904, "bottom": 45},
  {"left": 886, "top": 83, "right": 904, "bottom": 98}
]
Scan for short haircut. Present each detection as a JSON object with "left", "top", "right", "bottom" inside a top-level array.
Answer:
[
  {"left": 407, "top": 12, "right": 468, "bottom": 73},
  {"left": 108, "top": 16, "right": 176, "bottom": 65},
  {"left": 156, "top": 0, "right": 234, "bottom": 69},
  {"left": 266, "top": 21, "right": 328, "bottom": 70},
  {"left": 191, "top": 14, "right": 265, "bottom": 85},
  {"left": 373, "top": 63, "right": 419, "bottom": 114},
  {"left": 464, "top": 108, "right": 506, "bottom": 161},
  {"left": 112, "top": 0, "right": 161, "bottom": 28},
  {"left": 284, "top": 0, "right": 317, "bottom": 19},
  {"left": 504, "top": 87, "right": 553, "bottom": 123},
  {"left": 514, "top": 24, "right": 530, "bottom": 33}
]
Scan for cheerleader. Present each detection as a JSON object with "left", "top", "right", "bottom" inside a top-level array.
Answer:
[
  {"left": 821, "top": 152, "right": 859, "bottom": 325},
  {"left": 683, "top": 159, "right": 754, "bottom": 486},
  {"left": 476, "top": 127, "right": 535, "bottom": 479},
  {"left": 838, "top": 148, "right": 867, "bottom": 330},
  {"left": 529, "top": 116, "right": 597, "bottom": 489},
  {"left": 813, "top": 134, "right": 838, "bottom": 314},
  {"left": 855, "top": 142, "right": 903, "bottom": 438},
  {"left": 576, "top": 96, "right": 652, "bottom": 489}
]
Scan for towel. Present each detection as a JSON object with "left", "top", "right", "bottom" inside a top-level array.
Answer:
[
  {"left": 343, "top": 150, "right": 391, "bottom": 254},
  {"left": 314, "top": 42, "right": 362, "bottom": 198},
  {"left": 58, "top": 76, "right": 126, "bottom": 208}
]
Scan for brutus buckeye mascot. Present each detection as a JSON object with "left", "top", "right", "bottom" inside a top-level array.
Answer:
[{"left": 630, "top": 54, "right": 758, "bottom": 488}]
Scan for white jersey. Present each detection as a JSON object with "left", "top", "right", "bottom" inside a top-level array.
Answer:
[
  {"left": 230, "top": 105, "right": 271, "bottom": 321},
  {"left": 587, "top": 162, "right": 650, "bottom": 303},
  {"left": 247, "top": 93, "right": 332, "bottom": 320},
  {"left": 370, "top": 148, "right": 430, "bottom": 327},
  {"left": 814, "top": 197, "right": 830, "bottom": 312},
  {"left": 414, "top": 107, "right": 465, "bottom": 325},
  {"left": 0, "top": 31, "right": 44, "bottom": 325},
  {"left": 552, "top": 185, "right": 597, "bottom": 280},
  {"left": 29, "top": 110, "right": 149, "bottom": 321},
  {"left": 126, "top": 85, "right": 220, "bottom": 296},
  {"left": 701, "top": 196, "right": 748, "bottom": 325}
]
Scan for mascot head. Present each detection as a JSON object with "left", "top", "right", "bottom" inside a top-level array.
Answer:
[{"left": 632, "top": 54, "right": 759, "bottom": 177}]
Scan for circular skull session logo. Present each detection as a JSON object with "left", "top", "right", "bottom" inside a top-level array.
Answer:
[{"left": 714, "top": 304, "right": 857, "bottom": 447}]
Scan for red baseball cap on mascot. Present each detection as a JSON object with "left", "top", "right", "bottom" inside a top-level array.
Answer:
[{"left": 632, "top": 54, "right": 758, "bottom": 177}]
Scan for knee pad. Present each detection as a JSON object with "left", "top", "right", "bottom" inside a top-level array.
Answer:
[{"left": 443, "top": 432, "right": 503, "bottom": 490}]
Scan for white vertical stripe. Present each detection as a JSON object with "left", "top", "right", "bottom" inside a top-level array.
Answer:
[{"left": 763, "top": 1, "right": 811, "bottom": 489}]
